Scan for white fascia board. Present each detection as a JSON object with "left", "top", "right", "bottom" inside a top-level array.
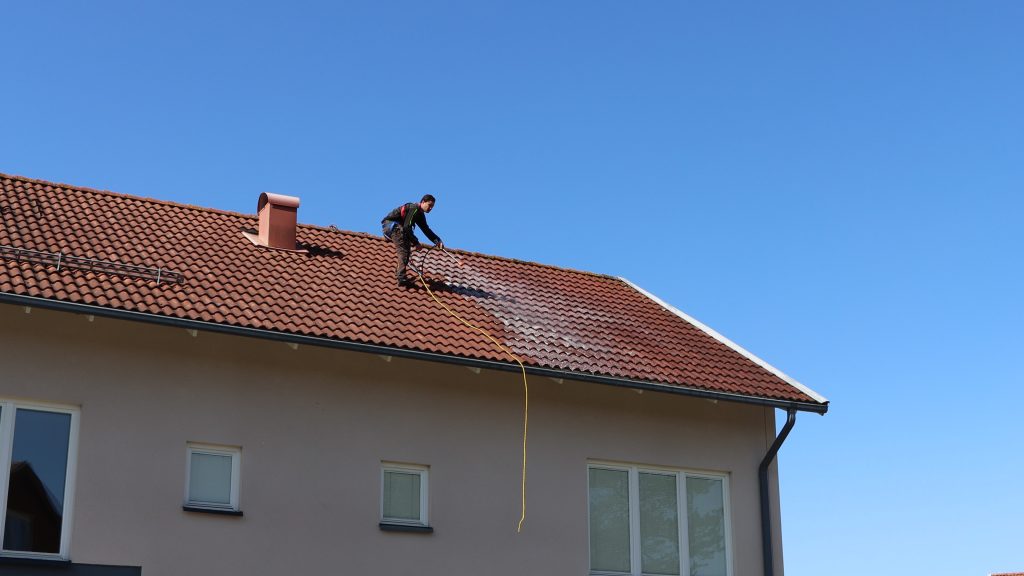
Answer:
[{"left": 619, "top": 277, "right": 829, "bottom": 405}]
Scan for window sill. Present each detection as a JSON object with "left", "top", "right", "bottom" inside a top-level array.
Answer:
[
  {"left": 0, "top": 555, "right": 72, "bottom": 567},
  {"left": 183, "top": 505, "right": 244, "bottom": 517},
  {"left": 379, "top": 522, "right": 433, "bottom": 534}
]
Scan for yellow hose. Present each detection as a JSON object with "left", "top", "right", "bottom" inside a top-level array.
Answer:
[{"left": 413, "top": 249, "right": 529, "bottom": 533}]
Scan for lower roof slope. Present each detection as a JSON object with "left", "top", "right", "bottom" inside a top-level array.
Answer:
[{"left": 0, "top": 173, "right": 827, "bottom": 412}]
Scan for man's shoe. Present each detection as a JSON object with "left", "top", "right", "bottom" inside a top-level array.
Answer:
[{"left": 397, "top": 278, "right": 415, "bottom": 288}]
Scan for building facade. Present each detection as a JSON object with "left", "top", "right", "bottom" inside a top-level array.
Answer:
[{"left": 0, "top": 173, "right": 827, "bottom": 575}]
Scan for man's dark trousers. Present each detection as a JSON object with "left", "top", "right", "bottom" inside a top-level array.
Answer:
[{"left": 390, "top": 226, "right": 417, "bottom": 284}]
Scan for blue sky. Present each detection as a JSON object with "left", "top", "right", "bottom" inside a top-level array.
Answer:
[{"left": 3, "top": 1, "right": 1022, "bottom": 574}]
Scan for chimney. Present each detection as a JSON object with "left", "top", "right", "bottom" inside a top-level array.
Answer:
[{"left": 243, "top": 192, "right": 305, "bottom": 252}]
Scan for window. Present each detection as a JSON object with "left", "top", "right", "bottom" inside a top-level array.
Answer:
[
  {"left": 588, "top": 463, "right": 731, "bottom": 576},
  {"left": 185, "top": 443, "right": 240, "bottom": 513},
  {"left": 380, "top": 463, "right": 428, "bottom": 528},
  {"left": 0, "top": 401, "right": 79, "bottom": 560}
]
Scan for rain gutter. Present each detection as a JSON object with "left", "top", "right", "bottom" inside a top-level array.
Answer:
[
  {"left": 0, "top": 293, "right": 828, "bottom": 414},
  {"left": 759, "top": 408, "right": 797, "bottom": 576}
]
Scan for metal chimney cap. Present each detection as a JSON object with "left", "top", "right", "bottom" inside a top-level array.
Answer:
[{"left": 258, "top": 192, "right": 300, "bottom": 213}]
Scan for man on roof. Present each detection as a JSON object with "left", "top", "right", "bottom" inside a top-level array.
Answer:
[{"left": 381, "top": 194, "right": 444, "bottom": 287}]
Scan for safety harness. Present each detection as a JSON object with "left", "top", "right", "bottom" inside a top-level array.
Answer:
[{"left": 400, "top": 204, "right": 419, "bottom": 230}]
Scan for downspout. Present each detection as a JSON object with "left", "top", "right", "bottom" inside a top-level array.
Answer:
[{"left": 759, "top": 408, "right": 796, "bottom": 576}]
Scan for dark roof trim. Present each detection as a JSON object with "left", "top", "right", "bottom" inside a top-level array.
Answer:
[{"left": 0, "top": 293, "right": 829, "bottom": 414}]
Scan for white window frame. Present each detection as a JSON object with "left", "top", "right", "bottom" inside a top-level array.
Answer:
[
  {"left": 587, "top": 461, "right": 733, "bottom": 576},
  {"left": 380, "top": 463, "right": 429, "bottom": 526},
  {"left": 0, "top": 399, "right": 80, "bottom": 561},
  {"left": 184, "top": 443, "right": 241, "bottom": 512}
]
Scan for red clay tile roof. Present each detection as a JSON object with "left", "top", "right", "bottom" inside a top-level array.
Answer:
[{"left": 0, "top": 173, "right": 827, "bottom": 411}]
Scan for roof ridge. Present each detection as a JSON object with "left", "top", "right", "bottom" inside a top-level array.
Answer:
[
  {"left": 310, "top": 222, "right": 618, "bottom": 280},
  {"left": 0, "top": 171, "right": 255, "bottom": 222},
  {"left": 452, "top": 248, "right": 620, "bottom": 281},
  {"left": 5, "top": 171, "right": 618, "bottom": 281}
]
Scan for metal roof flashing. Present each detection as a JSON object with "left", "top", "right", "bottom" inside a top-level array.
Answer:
[{"left": 618, "top": 277, "right": 829, "bottom": 412}]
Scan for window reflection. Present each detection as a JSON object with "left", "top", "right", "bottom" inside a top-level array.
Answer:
[
  {"left": 589, "top": 467, "right": 631, "bottom": 573},
  {"left": 4, "top": 409, "right": 72, "bottom": 554},
  {"left": 687, "top": 477, "right": 727, "bottom": 576},
  {"left": 640, "top": 472, "right": 681, "bottom": 575}
]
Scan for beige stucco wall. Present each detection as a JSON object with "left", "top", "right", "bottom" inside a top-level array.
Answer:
[{"left": 0, "top": 302, "right": 785, "bottom": 575}]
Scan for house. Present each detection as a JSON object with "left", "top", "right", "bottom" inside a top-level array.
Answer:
[{"left": 0, "top": 172, "right": 828, "bottom": 576}]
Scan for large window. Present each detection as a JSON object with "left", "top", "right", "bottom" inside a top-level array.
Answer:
[
  {"left": 0, "top": 401, "right": 79, "bottom": 560},
  {"left": 588, "top": 463, "right": 731, "bottom": 576}
]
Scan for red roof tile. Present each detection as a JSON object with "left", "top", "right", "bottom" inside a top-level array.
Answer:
[{"left": 0, "top": 173, "right": 827, "bottom": 410}]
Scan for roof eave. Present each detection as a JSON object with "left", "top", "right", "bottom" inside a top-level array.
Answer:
[{"left": 0, "top": 292, "right": 829, "bottom": 414}]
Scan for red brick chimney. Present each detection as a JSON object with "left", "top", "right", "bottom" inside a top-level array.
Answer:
[{"left": 243, "top": 192, "right": 305, "bottom": 252}]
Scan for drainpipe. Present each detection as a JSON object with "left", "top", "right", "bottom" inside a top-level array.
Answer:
[{"left": 759, "top": 408, "right": 796, "bottom": 576}]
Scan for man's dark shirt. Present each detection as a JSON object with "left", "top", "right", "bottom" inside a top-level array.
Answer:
[{"left": 381, "top": 203, "right": 441, "bottom": 245}]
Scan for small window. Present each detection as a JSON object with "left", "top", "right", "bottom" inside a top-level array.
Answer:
[
  {"left": 185, "top": 444, "right": 240, "bottom": 513},
  {"left": 380, "top": 463, "right": 428, "bottom": 528}
]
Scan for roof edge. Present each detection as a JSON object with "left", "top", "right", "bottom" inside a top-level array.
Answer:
[
  {"left": 0, "top": 292, "right": 828, "bottom": 414},
  {"left": 618, "top": 277, "right": 829, "bottom": 407}
]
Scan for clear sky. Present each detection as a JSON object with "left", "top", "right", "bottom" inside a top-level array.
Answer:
[{"left": 3, "top": 1, "right": 1022, "bottom": 574}]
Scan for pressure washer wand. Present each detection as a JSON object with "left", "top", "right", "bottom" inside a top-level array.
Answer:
[{"left": 440, "top": 246, "right": 463, "bottom": 267}]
